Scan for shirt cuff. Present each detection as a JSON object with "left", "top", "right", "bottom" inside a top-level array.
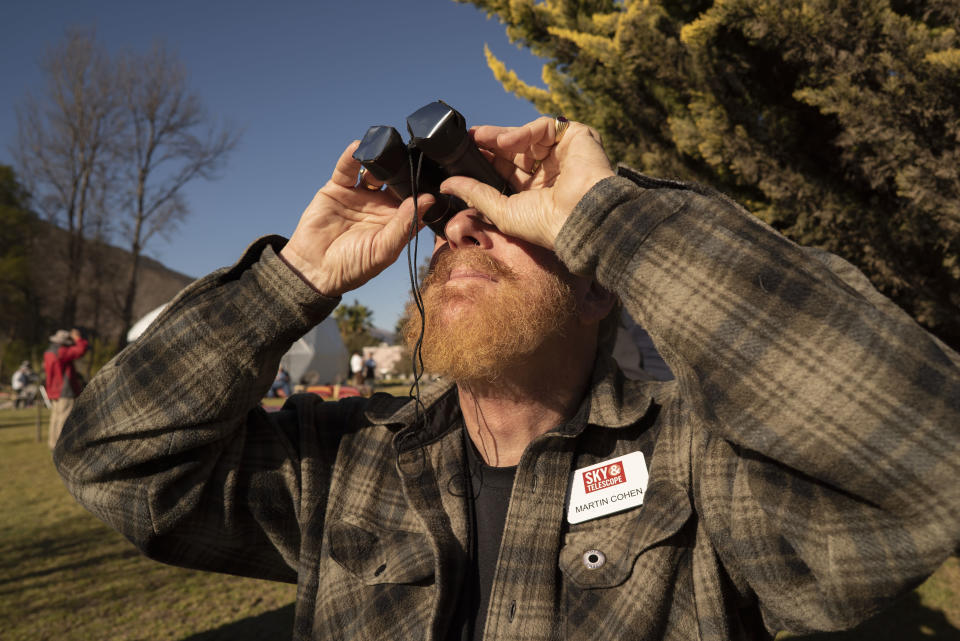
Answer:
[{"left": 223, "top": 236, "right": 341, "bottom": 345}]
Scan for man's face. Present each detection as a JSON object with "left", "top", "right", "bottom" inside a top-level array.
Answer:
[{"left": 401, "top": 209, "right": 583, "bottom": 382}]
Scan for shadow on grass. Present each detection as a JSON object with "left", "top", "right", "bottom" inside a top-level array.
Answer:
[
  {"left": 175, "top": 592, "right": 960, "bottom": 641},
  {"left": 0, "top": 519, "right": 118, "bottom": 574},
  {"left": 179, "top": 603, "right": 294, "bottom": 641},
  {"left": 0, "top": 548, "right": 139, "bottom": 591},
  {"left": 0, "top": 407, "right": 46, "bottom": 427},
  {"left": 787, "top": 591, "right": 960, "bottom": 641}
]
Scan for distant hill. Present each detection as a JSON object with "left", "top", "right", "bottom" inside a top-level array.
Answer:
[
  {"left": 29, "top": 221, "right": 196, "bottom": 344},
  {"left": 369, "top": 326, "right": 398, "bottom": 345}
]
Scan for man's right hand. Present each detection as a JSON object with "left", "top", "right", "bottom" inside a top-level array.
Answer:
[{"left": 280, "top": 142, "right": 435, "bottom": 297}]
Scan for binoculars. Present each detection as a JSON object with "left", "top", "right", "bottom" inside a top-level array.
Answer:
[{"left": 353, "top": 100, "right": 512, "bottom": 236}]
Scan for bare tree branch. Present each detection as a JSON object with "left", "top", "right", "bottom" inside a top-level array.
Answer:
[
  {"left": 13, "top": 27, "right": 121, "bottom": 328},
  {"left": 114, "top": 41, "right": 240, "bottom": 346},
  {"left": 12, "top": 30, "right": 238, "bottom": 343}
]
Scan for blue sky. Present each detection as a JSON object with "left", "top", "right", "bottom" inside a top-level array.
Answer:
[{"left": 1, "top": 0, "right": 545, "bottom": 332}]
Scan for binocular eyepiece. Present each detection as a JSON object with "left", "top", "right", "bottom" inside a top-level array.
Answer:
[{"left": 352, "top": 100, "right": 512, "bottom": 236}]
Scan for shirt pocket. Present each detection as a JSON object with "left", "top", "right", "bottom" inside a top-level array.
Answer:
[
  {"left": 559, "top": 479, "right": 692, "bottom": 589},
  {"left": 328, "top": 514, "right": 435, "bottom": 586}
]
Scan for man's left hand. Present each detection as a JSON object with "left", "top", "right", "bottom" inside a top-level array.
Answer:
[{"left": 438, "top": 117, "right": 615, "bottom": 250}]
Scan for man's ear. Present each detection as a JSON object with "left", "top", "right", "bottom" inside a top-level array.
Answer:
[{"left": 578, "top": 280, "right": 617, "bottom": 326}]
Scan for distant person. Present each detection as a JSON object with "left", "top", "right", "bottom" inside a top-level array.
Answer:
[
  {"left": 268, "top": 366, "right": 292, "bottom": 398},
  {"left": 11, "top": 361, "right": 37, "bottom": 409},
  {"left": 363, "top": 355, "right": 376, "bottom": 385},
  {"left": 44, "top": 329, "right": 88, "bottom": 449},
  {"left": 349, "top": 351, "right": 363, "bottom": 387}
]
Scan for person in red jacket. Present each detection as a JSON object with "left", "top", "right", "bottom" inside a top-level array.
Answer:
[{"left": 44, "top": 328, "right": 88, "bottom": 449}]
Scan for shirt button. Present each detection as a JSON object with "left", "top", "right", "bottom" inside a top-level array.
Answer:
[{"left": 582, "top": 549, "right": 606, "bottom": 570}]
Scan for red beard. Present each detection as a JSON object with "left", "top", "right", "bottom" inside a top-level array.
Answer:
[{"left": 402, "top": 247, "right": 576, "bottom": 382}]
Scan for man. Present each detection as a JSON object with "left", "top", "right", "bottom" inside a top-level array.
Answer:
[
  {"left": 364, "top": 355, "right": 376, "bottom": 382},
  {"left": 269, "top": 366, "right": 292, "bottom": 398},
  {"left": 350, "top": 351, "right": 364, "bottom": 387},
  {"left": 45, "top": 328, "right": 88, "bottom": 449},
  {"left": 55, "top": 117, "right": 959, "bottom": 640},
  {"left": 11, "top": 361, "right": 37, "bottom": 409}
]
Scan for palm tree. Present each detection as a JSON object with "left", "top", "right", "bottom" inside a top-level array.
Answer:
[{"left": 333, "top": 300, "right": 377, "bottom": 354}]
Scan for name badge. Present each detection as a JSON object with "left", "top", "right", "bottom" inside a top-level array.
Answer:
[{"left": 567, "top": 451, "right": 648, "bottom": 524}]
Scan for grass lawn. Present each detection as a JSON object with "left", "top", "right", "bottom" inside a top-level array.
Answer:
[
  {"left": 2, "top": 404, "right": 958, "bottom": 640},
  {"left": 0, "top": 407, "right": 295, "bottom": 641}
]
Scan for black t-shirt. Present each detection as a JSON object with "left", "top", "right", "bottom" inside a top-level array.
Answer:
[
  {"left": 448, "top": 400, "right": 590, "bottom": 640},
  {"left": 458, "top": 428, "right": 517, "bottom": 641}
]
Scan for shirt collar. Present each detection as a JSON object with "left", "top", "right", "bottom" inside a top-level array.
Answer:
[
  {"left": 364, "top": 379, "right": 460, "bottom": 453},
  {"left": 363, "top": 352, "right": 657, "bottom": 450},
  {"left": 585, "top": 351, "right": 657, "bottom": 429}
]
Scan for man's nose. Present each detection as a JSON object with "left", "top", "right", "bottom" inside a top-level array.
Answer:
[{"left": 441, "top": 208, "right": 495, "bottom": 250}]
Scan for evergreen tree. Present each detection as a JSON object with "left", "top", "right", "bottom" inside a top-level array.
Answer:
[
  {"left": 0, "top": 165, "right": 39, "bottom": 378},
  {"left": 462, "top": 0, "right": 960, "bottom": 348}
]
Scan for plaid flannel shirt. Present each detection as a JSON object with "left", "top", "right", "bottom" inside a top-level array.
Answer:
[{"left": 55, "top": 168, "right": 960, "bottom": 640}]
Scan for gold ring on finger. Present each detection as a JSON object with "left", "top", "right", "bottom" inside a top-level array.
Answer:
[
  {"left": 554, "top": 115, "right": 569, "bottom": 144},
  {"left": 357, "top": 167, "right": 381, "bottom": 191}
]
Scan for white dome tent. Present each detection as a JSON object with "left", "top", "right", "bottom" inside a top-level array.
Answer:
[
  {"left": 126, "top": 304, "right": 168, "bottom": 343},
  {"left": 280, "top": 319, "right": 349, "bottom": 386},
  {"left": 128, "top": 305, "right": 349, "bottom": 387}
]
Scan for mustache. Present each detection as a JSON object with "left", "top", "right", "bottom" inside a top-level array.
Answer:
[{"left": 422, "top": 247, "right": 519, "bottom": 288}]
